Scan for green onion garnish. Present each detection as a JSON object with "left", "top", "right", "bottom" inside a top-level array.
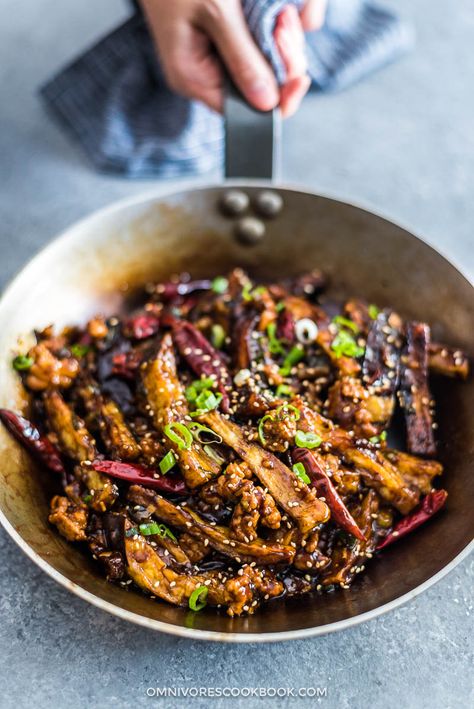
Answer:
[
  {"left": 380, "top": 431, "right": 387, "bottom": 441},
  {"left": 211, "top": 324, "right": 226, "bottom": 349},
  {"left": 368, "top": 304, "right": 379, "bottom": 320},
  {"left": 185, "top": 377, "right": 216, "bottom": 403},
  {"left": 188, "top": 585, "right": 209, "bottom": 612},
  {"left": 242, "top": 282, "right": 253, "bottom": 301},
  {"left": 292, "top": 462, "right": 311, "bottom": 485},
  {"left": 295, "top": 430, "right": 322, "bottom": 449},
  {"left": 190, "top": 390, "right": 223, "bottom": 417},
  {"left": 12, "top": 355, "right": 34, "bottom": 371},
  {"left": 275, "top": 383, "right": 292, "bottom": 398},
  {"left": 279, "top": 345, "right": 305, "bottom": 376},
  {"left": 187, "top": 422, "right": 222, "bottom": 444},
  {"left": 203, "top": 444, "right": 226, "bottom": 465},
  {"left": 164, "top": 422, "right": 193, "bottom": 450},
  {"left": 275, "top": 404, "right": 300, "bottom": 421},
  {"left": 258, "top": 414, "right": 274, "bottom": 445},
  {"left": 211, "top": 276, "right": 228, "bottom": 294},
  {"left": 332, "top": 315, "right": 359, "bottom": 334},
  {"left": 125, "top": 527, "right": 139, "bottom": 537},
  {"left": 266, "top": 322, "right": 285, "bottom": 356},
  {"left": 276, "top": 301, "right": 286, "bottom": 312},
  {"left": 369, "top": 431, "right": 387, "bottom": 444},
  {"left": 139, "top": 522, "right": 162, "bottom": 536},
  {"left": 83, "top": 494, "right": 92, "bottom": 504},
  {"left": 159, "top": 450, "right": 176, "bottom": 474},
  {"left": 330, "top": 330, "right": 365, "bottom": 359},
  {"left": 70, "top": 343, "right": 90, "bottom": 358}
]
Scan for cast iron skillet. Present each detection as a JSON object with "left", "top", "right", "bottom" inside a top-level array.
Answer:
[{"left": 0, "top": 93, "right": 472, "bottom": 642}]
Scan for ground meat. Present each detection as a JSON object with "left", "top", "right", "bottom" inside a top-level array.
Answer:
[
  {"left": 26, "top": 343, "right": 79, "bottom": 391},
  {"left": 49, "top": 495, "right": 87, "bottom": 541}
]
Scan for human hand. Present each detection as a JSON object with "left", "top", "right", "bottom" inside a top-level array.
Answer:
[{"left": 139, "top": 0, "right": 328, "bottom": 117}]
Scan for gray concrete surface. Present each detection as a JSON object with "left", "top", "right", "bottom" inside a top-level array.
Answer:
[{"left": 0, "top": 1, "right": 473, "bottom": 707}]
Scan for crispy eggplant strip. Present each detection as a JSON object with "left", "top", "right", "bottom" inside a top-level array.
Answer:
[
  {"left": 43, "top": 390, "right": 117, "bottom": 510},
  {"left": 99, "top": 399, "right": 141, "bottom": 461},
  {"left": 322, "top": 490, "right": 379, "bottom": 586},
  {"left": 201, "top": 411, "right": 329, "bottom": 533},
  {"left": 363, "top": 310, "right": 402, "bottom": 394},
  {"left": 399, "top": 322, "right": 436, "bottom": 456},
  {"left": 142, "top": 334, "right": 220, "bottom": 488},
  {"left": 127, "top": 485, "right": 295, "bottom": 565},
  {"left": 384, "top": 449, "right": 442, "bottom": 496},
  {"left": 125, "top": 527, "right": 283, "bottom": 616},
  {"left": 428, "top": 342, "right": 469, "bottom": 379},
  {"left": 296, "top": 401, "right": 419, "bottom": 514}
]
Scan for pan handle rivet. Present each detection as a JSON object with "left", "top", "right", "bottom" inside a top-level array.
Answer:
[
  {"left": 219, "top": 189, "right": 250, "bottom": 216},
  {"left": 234, "top": 216, "right": 265, "bottom": 245},
  {"left": 254, "top": 190, "right": 283, "bottom": 218}
]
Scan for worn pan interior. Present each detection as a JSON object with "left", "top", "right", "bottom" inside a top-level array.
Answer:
[{"left": 0, "top": 185, "right": 473, "bottom": 641}]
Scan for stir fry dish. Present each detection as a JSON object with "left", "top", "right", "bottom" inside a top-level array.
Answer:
[{"left": 1, "top": 269, "right": 469, "bottom": 616}]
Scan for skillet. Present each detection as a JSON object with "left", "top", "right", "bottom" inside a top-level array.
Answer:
[{"left": 0, "top": 92, "right": 472, "bottom": 642}]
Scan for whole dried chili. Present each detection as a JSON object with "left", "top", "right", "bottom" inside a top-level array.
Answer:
[
  {"left": 170, "top": 319, "right": 232, "bottom": 412},
  {"left": 277, "top": 309, "right": 295, "bottom": 343},
  {"left": 376, "top": 489, "right": 447, "bottom": 550},
  {"left": 156, "top": 279, "right": 212, "bottom": 301},
  {"left": 92, "top": 460, "right": 187, "bottom": 495},
  {"left": 124, "top": 313, "right": 160, "bottom": 340},
  {"left": 0, "top": 409, "right": 65, "bottom": 474},
  {"left": 292, "top": 447, "right": 365, "bottom": 541},
  {"left": 111, "top": 349, "right": 143, "bottom": 379}
]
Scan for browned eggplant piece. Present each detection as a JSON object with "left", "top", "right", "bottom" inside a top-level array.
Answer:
[
  {"left": 327, "top": 376, "right": 395, "bottom": 439},
  {"left": 201, "top": 411, "right": 330, "bottom": 533},
  {"left": 384, "top": 449, "right": 443, "bottom": 496},
  {"left": 428, "top": 342, "right": 469, "bottom": 379},
  {"left": 363, "top": 310, "right": 402, "bottom": 393},
  {"left": 127, "top": 485, "right": 295, "bottom": 565},
  {"left": 322, "top": 490, "right": 379, "bottom": 587},
  {"left": 232, "top": 311, "right": 260, "bottom": 371},
  {"left": 99, "top": 399, "right": 141, "bottom": 461},
  {"left": 296, "top": 401, "right": 419, "bottom": 514},
  {"left": 43, "top": 390, "right": 118, "bottom": 510},
  {"left": 399, "top": 322, "right": 436, "bottom": 456},
  {"left": 87, "top": 512, "right": 127, "bottom": 579},
  {"left": 124, "top": 526, "right": 284, "bottom": 616},
  {"left": 142, "top": 334, "right": 220, "bottom": 488},
  {"left": 48, "top": 495, "right": 88, "bottom": 541},
  {"left": 43, "top": 389, "right": 96, "bottom": 462}
]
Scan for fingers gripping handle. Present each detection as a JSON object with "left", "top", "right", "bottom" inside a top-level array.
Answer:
[{"left": 224, "top": 79, "right": 281, "bottom": 181}]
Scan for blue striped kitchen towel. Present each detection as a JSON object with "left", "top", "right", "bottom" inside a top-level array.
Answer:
[{"left": 40, "top": 0, "right": 414, "bottom": 178}]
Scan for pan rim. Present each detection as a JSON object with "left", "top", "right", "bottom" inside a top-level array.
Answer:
[{"left": 0, "top": 179, "right": 472, "bottom": 642}]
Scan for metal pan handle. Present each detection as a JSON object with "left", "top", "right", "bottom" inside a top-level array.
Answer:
[{"left": 224, "top": 79, "right": 281, "bottom": 182}]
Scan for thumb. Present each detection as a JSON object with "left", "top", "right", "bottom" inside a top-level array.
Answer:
[{"left": 198, "top": 0, "right": 279, "bottom": 111}]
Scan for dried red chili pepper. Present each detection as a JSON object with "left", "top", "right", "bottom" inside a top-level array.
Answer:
[
  {"left": 124, "top": 313, "right": 160, "bottom": 340},
  {"left": 376, "top": 489, "right": 447, "bottom": 550},
  {"left": 157, "top": 280, "right": 212, "bottom": 300},
  {"left": 277, "top": 309, "right": 295, "bottom": 343},
  {"left": 92, "top": 460, "right": 187, "bottom": 495},
  {"left": 111, "top": 349, "right": 143, "bottom": 379},
  {"left": 0, "top": 409, "right": 65, "bottom": 474},
  {"left": 292, "top": 447, "right": 365, "bottom": 541},
  {"left": 170, "top": 319, "right": 232, "bottom": 412}
]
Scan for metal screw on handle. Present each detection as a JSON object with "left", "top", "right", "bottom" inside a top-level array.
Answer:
[{"left": 224, "top": 78, "right": 281, "bottom": 181}]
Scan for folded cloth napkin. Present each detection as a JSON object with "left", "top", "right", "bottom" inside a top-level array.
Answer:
[{"left": 41, "top": 0, "right": 414, "bottom": 178}]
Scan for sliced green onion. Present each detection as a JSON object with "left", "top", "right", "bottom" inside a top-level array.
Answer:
[
  {"left": 125, "top": 527, "right": 139, "bottom": 538},
  {"left": 258, "top": 414, "right": 274, "bottom": 445},
  {"left": 164, "top": 422, "right": 193, "bottom": 450},
  {"left": 380, "top": 431, "right": 387, "bottom": 441},
  {"left": 159, "top": 450, "right": 176, "bottom": 474},
  {"left": 242, "top": 282, "right": 253, "bottom": 302},
  {"left": 370, "top": 431, "right": 387, "bottom": 444},
  {"left": 211, "top": 276, "right": 228, "bottom": 294},
  {"left": 190, "top": 390, "right": 223, "bottom": 417},
  {"left": 279, "top": 345, "right": 305, "bottom": 376},
  {"left": 295, "top": 430, "right": 322, "bottom": 449},
  {"left": 330, "top": 330, "right": 365, "bottom": 359},
  {"left": 70, "top": 343, "right": 90, "bottom": 358},
  {"left": 83, "top": 494, "right": 92, "bottom": 504},
  {"left": 187, "top": 422, "right": 222, "bottom": 444},
  {"left": 203, "top": 444, "right": 226, "bottom": 465},
  {"left": 188, "top": 585, "right": 209, "bottom": 612},
  {"left": 275, "top": 404, "right": 300, "bottom": 421},
  {"left": 155, "top": 523, "right": 177, "bottom": 542},
  {"left": 139, "top": 522, "right": 162, "bottom": 536},
  {"left": 211, "top": 323, "right": 226, "bottom": 349},
  {"left": 332, "top": 315, "right": 359, "bottom": 334},
  {"left": 368, "top": 304, "right": 379, "bottom": 320},
  {"left": 275, "top": 383, "right": 292, "bottom": 398},
  {"left": 292, "top": 462, "right": 310, "bottom": 485},
  {"left": 12, "top": 355, "right": 34, "bottom": 371},
  {"left": 276, "top": 301, "right": 286, "bottom": 312},
  {"left": 185, "top": 377, "right": 216, "bottom": 403},
  {"left": 266, "top": 322, "right": 285, "bottom": 356}
]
